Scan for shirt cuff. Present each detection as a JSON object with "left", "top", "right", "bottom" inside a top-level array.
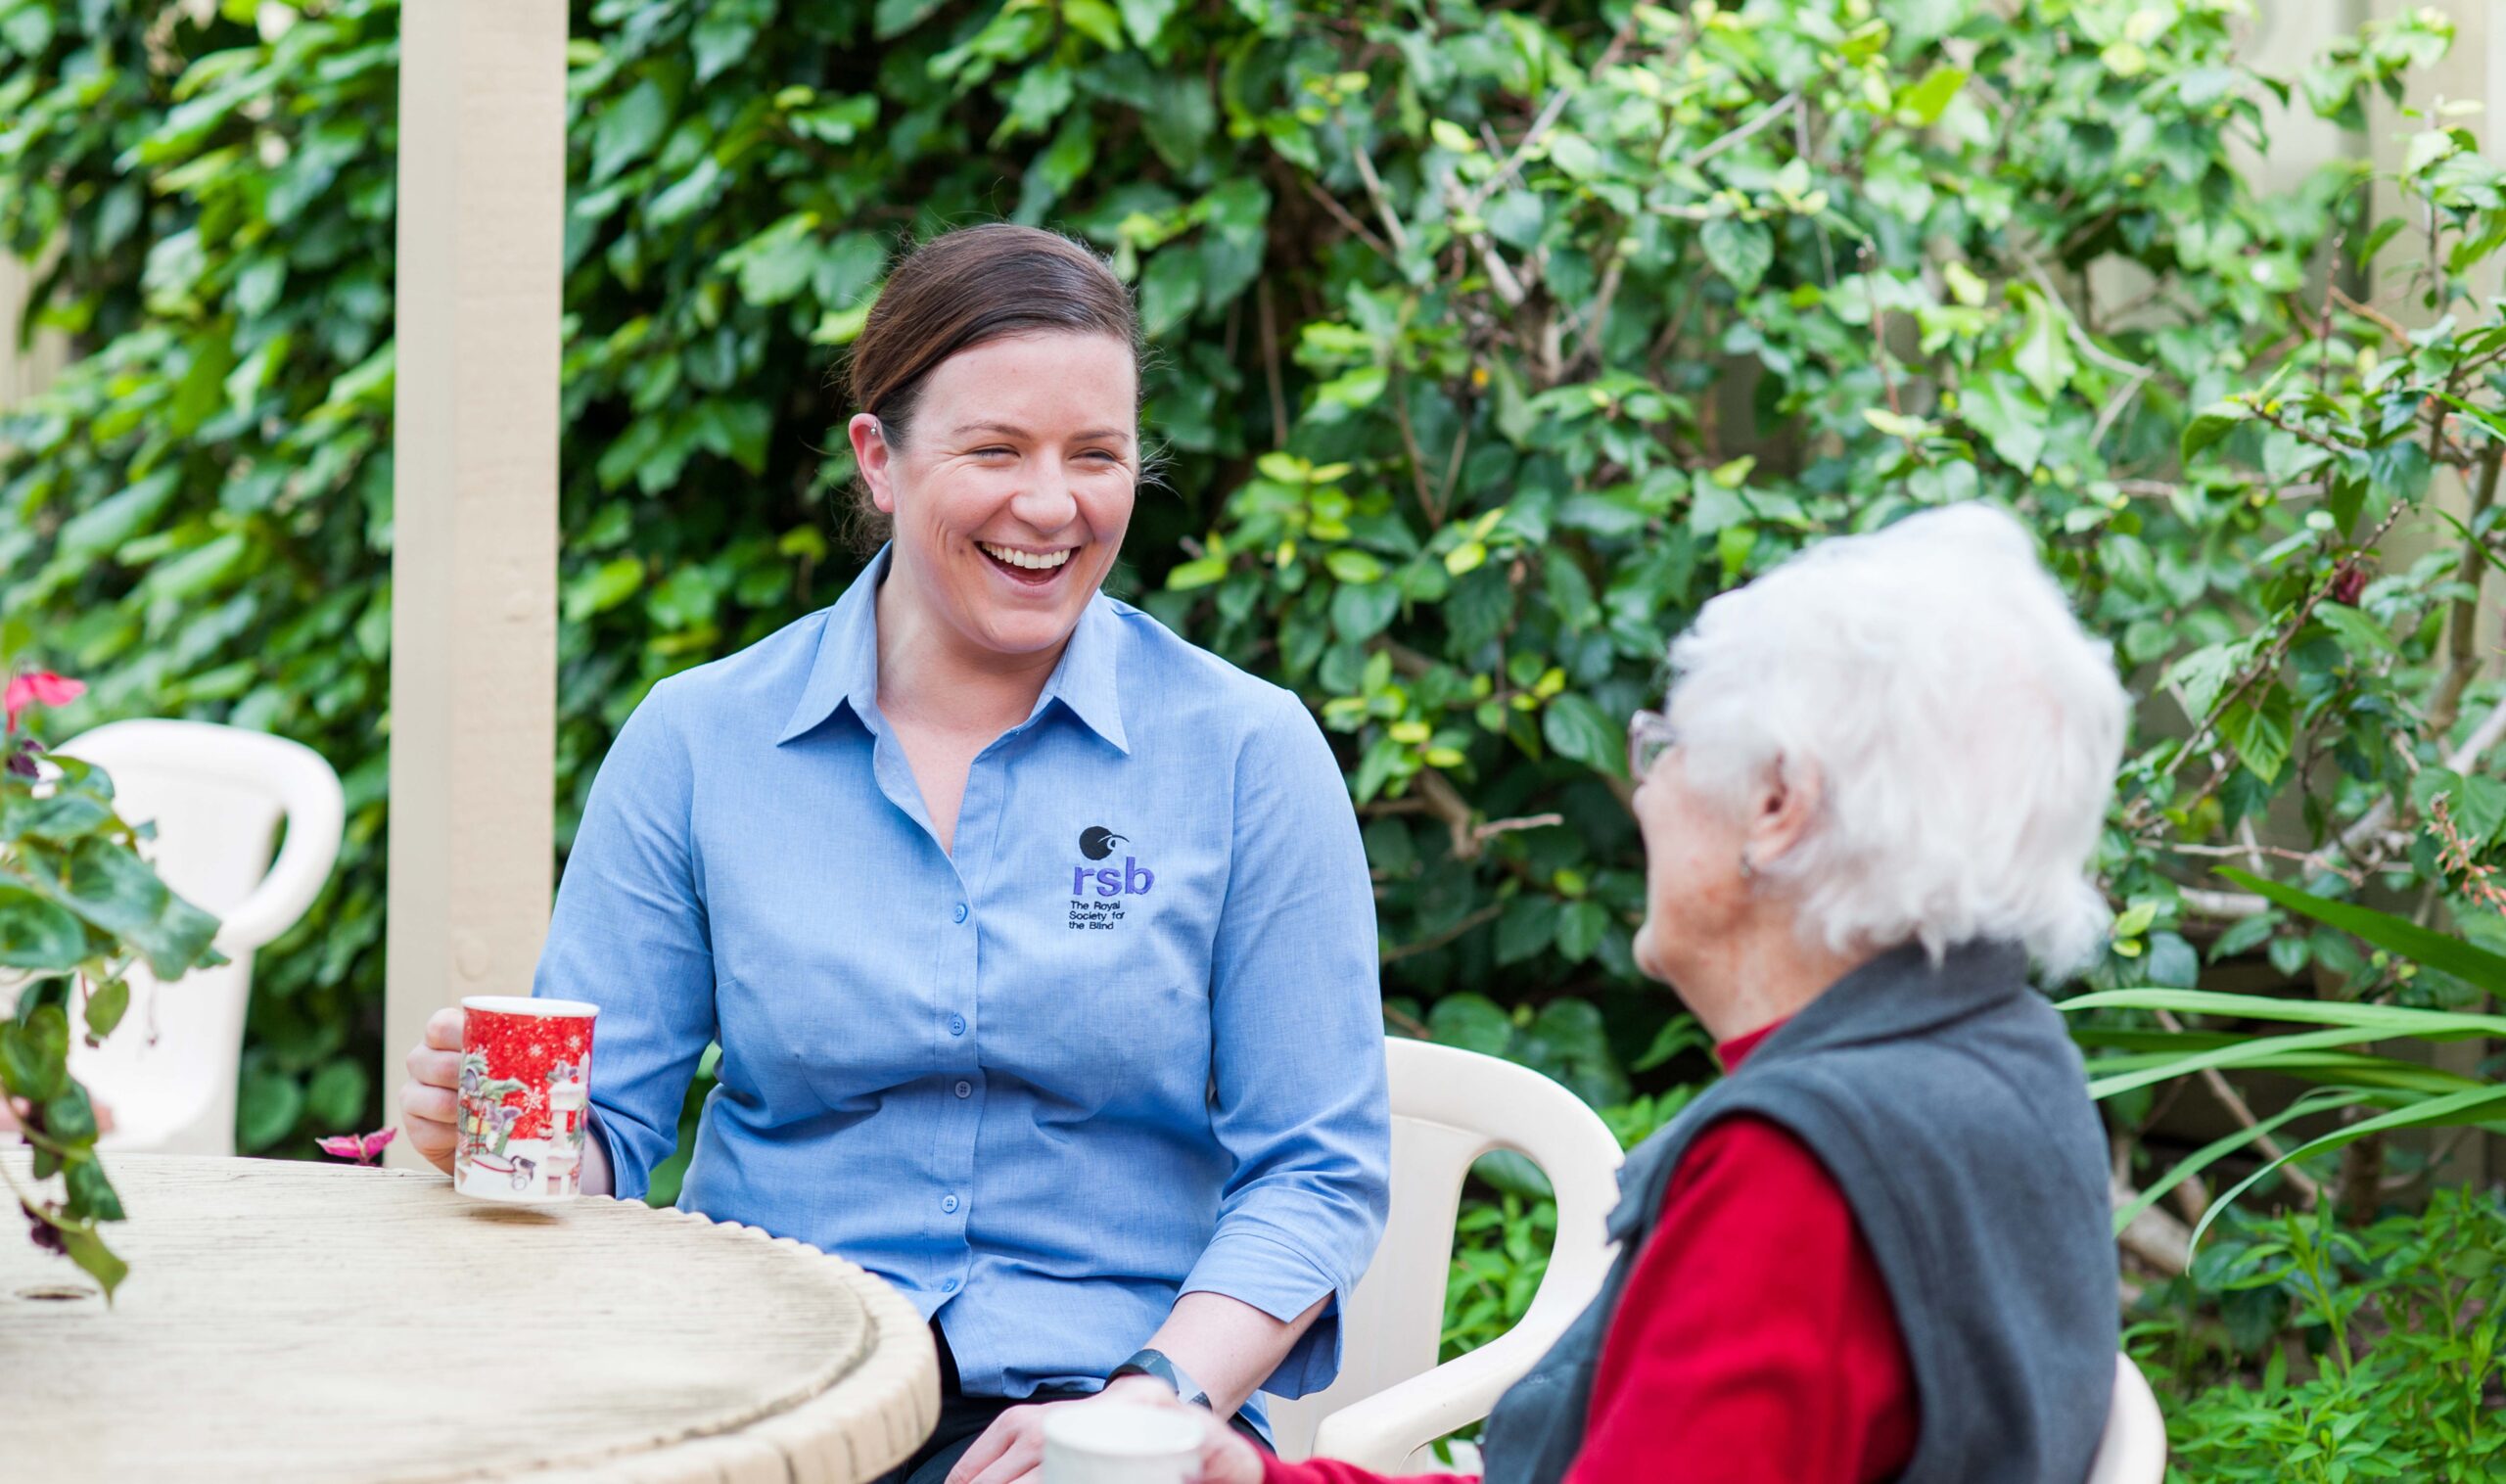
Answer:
[{"left": 1181, "top": 1228, "right": 1347, "bottom": 1398}]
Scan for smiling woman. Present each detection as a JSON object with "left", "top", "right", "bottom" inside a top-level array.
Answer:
[{"left": 394, "top": 224, "right": 1392, "bottom": 1484}]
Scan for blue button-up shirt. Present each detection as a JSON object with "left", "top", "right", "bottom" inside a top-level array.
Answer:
[{"left": 534, "top": 550, "right": 1390, "bottom": 1422}]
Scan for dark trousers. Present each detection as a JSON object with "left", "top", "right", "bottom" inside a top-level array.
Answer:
[{"left": 879, "top": 1323, "right": 1271, "bottom": 1484}]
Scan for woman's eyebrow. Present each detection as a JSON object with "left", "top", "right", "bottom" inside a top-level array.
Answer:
[{"left": 949, "top": 420, "right": 1132, "bottom": 443}]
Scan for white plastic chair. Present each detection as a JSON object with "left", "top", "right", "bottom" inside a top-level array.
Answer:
[
  {"left": 1271, "top": 1039, "right": 1626, "bottom": 1471},
  {"left": 57, "top": 719, "right": 345, "bottom": 1155},
  {"left": 2087, "top": 1352, "right": 2167, "bottom": 1484}
]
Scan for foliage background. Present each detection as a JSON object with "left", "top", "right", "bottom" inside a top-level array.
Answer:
[{"left": 4, "top": 0, "right": 2504, "bottom": 1468}]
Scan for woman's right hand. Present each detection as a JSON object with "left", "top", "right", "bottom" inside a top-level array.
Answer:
[{"left": 397, "top": 1007, "right": 466, "bottom": 1176}]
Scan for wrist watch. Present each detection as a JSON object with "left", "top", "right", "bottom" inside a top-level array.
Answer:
[{"left": 1108, "top": 1347, "right": 1212, "bottom": 1410}]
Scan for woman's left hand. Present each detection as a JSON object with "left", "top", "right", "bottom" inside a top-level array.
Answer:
[{"left": 945, "top": 1376, "right": 1181, "bottom": 1484}]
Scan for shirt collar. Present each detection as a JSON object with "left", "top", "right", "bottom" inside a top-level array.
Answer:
[{"left": 775, "top": 544, "right": 1130, "bottom": 755}]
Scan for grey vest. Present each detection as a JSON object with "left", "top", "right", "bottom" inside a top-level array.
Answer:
[{"left": 1481, "top": 942, "right": 2117, "bottom": 1484}]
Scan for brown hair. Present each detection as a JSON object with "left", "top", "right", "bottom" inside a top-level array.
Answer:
[{"left": 842, "top": 224, "right": 1141, "bottom": 548}]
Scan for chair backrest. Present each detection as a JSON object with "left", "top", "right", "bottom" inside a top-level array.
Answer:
[
  {"left": 57, "top": 719, "right": 346, "bottom": 1155},
  {"left": 2085, "top": 1352, "right": 2167, "bottom": 1484},
  {"left": 1270, "top": 1039, "right": 1624, "bottom": 1461}
]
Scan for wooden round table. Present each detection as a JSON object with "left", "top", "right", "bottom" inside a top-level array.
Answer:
[{"left": 2, "top": 1153, "right": 939, "bottom": 1482}]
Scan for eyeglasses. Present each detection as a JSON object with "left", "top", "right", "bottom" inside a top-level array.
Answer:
[{"left": 1627, "top": 710, "right": 1677, "bottom": 780}]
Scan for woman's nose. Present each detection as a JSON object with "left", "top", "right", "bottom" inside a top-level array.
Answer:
[{"left": 1009, "top": 467, "right": 1079, "bottom": 532}]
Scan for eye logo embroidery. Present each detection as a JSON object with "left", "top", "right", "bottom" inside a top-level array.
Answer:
[{"left": 1079, "top": 825, "right": 1127, "bottom": 861}]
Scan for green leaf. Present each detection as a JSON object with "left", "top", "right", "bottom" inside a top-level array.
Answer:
[
  {"left": 874, "top": 0, "right": 951, "bottom": 38},
  {"left": 1900, "top": 66, "right": 1968, "bottom": 124},
  {"left": 1555, "top": 900, "right": 1608, "bottom": 963},
  {"left": 2180, "top": 401, "right": 2248, "bottom": 462},
  {"left": 1138, "top": 246, "right": 1202, "bottom": 338},
  {"left": 1541, "top": 693, "right": 1624, "bottom": 777},
  {"left": 306, "top": 1057, "right": 369, "bottom": 1129},
  {"left": 589, "top": 79, "right": 670, "bottom": 184},
  {"left": 25, "top": 839, "right": 220, "bottom": 979},
  {"left": 2110, "top": 1089, "right": 2371, "bottom": 1236},
  {"left": 237, "top": 1065, "right": 305, "bottom": 1152},
  {"left": 1165, "top": 555, "right": 1229, "bottom": 590},
  {"left": 65, "top": 1158, "right": 125, "bottom": 1224},
  {"left": 1494, "top": 896, "right": 1559, "bottom": 966},
  {"left": 2217, "top": 867, "right": 2506, "bottom": 996},
  {"left": 82, "top": 978, "right": 129, "bottom": 1043},
  {"left": 0, "top": 887, "right": 90, "bottom": 970},
  {"left": 1, "top": 1002, "right": 70, "bottom": 1103},
  {"left": 60, "top": 1227, "right": 129, "bottom": 1303},
  {"left": 2013, "top": 289, "right": 2077, "bottom": 400},
  {"left": 2218, "top": 688, "right": 2293, "bottom": 784},
  {"left": 1632, "top": 1013, "right": 1708, "bottom": 1073},
  {"left": 2061, "top": 986, "right": 2506, "bottom": 1037},
  {"left": 2192, "top": 1084, "right": 2506, "bottom": 1250},
  {"left": 1116, "top": 0, "right": 1181, "bottom": 48},
  {"left": 1698, "top": 218, "right": 1772, "bottom": 295},
  {"left": 2313, "top": 602, "right": 2395, "bottom": 656},
  {"left": 1324, "top": 549, "right": 1386, "bottom": 584},
  {"left": 1426, "top": 991, "right": 1513, "bottom": 1055},
  {"left": 565, "top": 556, "right": 646, "bottom": 622}
]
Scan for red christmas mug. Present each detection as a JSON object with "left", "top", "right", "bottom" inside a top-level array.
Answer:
[{"left": 454, "top": 996, "right": 599, "bottom": 1203}]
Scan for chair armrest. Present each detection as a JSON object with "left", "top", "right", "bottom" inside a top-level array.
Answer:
[
  {"left": 213, "top": 754, "right": 346, "bottom": 952},
  {"left": 1307, "top": 1323, "right": 1560, "bottom": 1474}
]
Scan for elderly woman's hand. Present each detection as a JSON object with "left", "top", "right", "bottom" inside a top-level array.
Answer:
[
  {"left": 396, "top": 1006, "right": 466, "bottom": 1176},
  {"left": 1183, "top": 1409, "right": 1264, "bottom": 1484}
]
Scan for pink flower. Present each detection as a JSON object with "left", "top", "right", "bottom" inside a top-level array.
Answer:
[
  {"left": 314, "top": 1128, "right": 397, "bottom": 1166},
  {"left": 4, "top": 672, "right": 83, "bottom": 734}
]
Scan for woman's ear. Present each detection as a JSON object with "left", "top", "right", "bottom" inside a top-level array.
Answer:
[
  {"left": 848, "top": 412, "right": 899, "bottom": 515},
  {"left": 1749, "top": 754, "right": 1824, "bottom": 870}
]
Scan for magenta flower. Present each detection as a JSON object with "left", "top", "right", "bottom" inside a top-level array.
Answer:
[
  {"left": 314, "top": 1128, "right": 397, "bottom": 1165},
  {"left": 4, "top": 672, "right": 83, "bottom": 734}
]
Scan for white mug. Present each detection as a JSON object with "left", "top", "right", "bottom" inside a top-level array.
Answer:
[{"left": 1041, "top": 1401, "right": 1205, "bottom": 1484}]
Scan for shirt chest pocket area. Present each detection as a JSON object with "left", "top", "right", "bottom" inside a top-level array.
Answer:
[{"left": 980, "top": 890, "right": 1214, "bottom": 1100}]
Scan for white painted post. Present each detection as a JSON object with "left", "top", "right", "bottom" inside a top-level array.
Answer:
[{"left": 386, "top": 1, "right": 568, "bottom": 1164}]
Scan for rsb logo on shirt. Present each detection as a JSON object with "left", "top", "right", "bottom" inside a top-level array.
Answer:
[{"left": 1068, "top": 825, "right": 1151, "bottom": 930}]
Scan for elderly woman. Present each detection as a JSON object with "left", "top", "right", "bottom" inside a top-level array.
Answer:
[
  {"left": 396, "top": 225, "right": 1390, "bottom": 1484},
  {"left": 1187, "top": 504, "right": 2125, "bottom": 1484}
]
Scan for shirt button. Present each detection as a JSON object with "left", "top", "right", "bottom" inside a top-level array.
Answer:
[
  {"left": 949, "top": 1015, "right": 966, "bottom": 1037},
  {"left": 941, "top": 1277, "right": 958, "bottom": 1294},
  {"left": 954, "top": 1081, "right": 972, "bottom": 1099},
  {"left": 951, "top": 903, "right": 968, "bottom": 924},
  {"left": 941, "top": 1194, "right": 960, "bottom": 1215}
]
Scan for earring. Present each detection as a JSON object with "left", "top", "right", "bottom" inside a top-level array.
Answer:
[{"left": 1738, "top": 850, "right": 1756, "bottom": 880}]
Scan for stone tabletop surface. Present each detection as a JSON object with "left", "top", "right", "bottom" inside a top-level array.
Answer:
[{"left": 2, "top": 1152, "right": 937, "bottom": 1482}]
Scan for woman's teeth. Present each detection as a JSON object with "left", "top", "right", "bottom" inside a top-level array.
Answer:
[{"left": 980, "top": 543, "right": 1073, "bottom": 571}]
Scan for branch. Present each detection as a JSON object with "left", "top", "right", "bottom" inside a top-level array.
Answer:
[
  {"left": 2020, "top": 257, "right": 2153, "bottom": 383},
  {"left": 1442, "top": 184, "right": 1530, "bottom": 308},
  {"left": 1380, "top": 901, "right": 1505, "bottom": 964},
  {"left": 1299, "top": 175, "right": 1391, "bottom": 258},
  {"left": 1390, "top": 368, "right": 1440, "bottom": 524},
  {"left": 2338, "top": 684, "right": 2506, "bottom": 856},
  {"left": 1462, "top": 12, "right": 1643, "bottom": 217},
  {"left": 1474, "top": 812, "right": 1563, "bottom": 846},
  {"left": 1679, "top": 90, "right": 1799, "bottom": 170},
  {"left": 2111, "top": 1171, "right": 2192, "bottom": 1276},
  {"left": 1345, "top": 130, "right": 1411, "bottom": 256},
  {"left": 2243, "top": 398, "right": 2367, "bottom": 460},
  {"left": 2425, "top": 441, "right": 2503, "bottom": 735},
  {"left": 2157, "top": 503, "right": 2408, "bottom": 823},
  {"left": 2154, "top": 1009, "right": 2323, "bottom": 1207},
  {"left": 1256, "top": 279, "right": 1288, "bottom": 448},
  {"left": 2329, "top": 284, "right": 2410, "bottom": 346}
]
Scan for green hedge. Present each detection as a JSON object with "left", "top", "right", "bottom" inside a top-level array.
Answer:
[{"left": 3, "top": 0, "right": 2500, "bottom": 1194}]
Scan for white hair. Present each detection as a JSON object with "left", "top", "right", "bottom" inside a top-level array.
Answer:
[{"left": 1666, "top": 502, "right": 2127, "bottom": 974}]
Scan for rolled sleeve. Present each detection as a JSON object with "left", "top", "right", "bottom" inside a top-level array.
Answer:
[
  {"left": 1187, "top": 686, "right": 1391, "bottom": 1399},
  {"left": 534, "top": 678, "right": 717, "bottom": 1203}
]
